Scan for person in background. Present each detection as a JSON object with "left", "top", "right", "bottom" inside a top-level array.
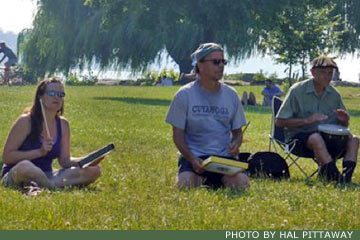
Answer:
[
  {"left": 262, "top": 79, "right": 283, "bottom": 107},
  {"left": 0, "top": 42, "right": 18, "bottom": 84},
  {"left": 241, "top": 91, "right": 257, "bottom": 106}
]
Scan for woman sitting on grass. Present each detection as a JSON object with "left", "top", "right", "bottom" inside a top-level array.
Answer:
[{"left": 1, "top": 78, "right": 101, "bottom": 191}]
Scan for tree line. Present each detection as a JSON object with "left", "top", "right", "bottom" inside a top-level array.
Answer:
[{"left": 18, "top": 0, "right": 360, "bottom": 81}]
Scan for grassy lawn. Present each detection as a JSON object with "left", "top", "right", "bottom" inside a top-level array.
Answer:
[{"left": 0, "top": 84, "right": 360, "bottom": 230}]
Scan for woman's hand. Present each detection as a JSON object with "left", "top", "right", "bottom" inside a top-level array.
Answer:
[
  {"left": 40, "top": 137, "right": 53, "bottom": 156},
  {"left": 88, "top": 156, "right": 105, "bottom": 167}
]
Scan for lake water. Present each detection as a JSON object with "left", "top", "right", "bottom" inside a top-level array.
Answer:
[{"left": 95, "top": 54, "right": 360, "bottom": 82}]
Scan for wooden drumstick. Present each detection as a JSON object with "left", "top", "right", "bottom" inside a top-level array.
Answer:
[
  {"left": 233, "top": 121, "right": 251, "bottom": 161},
  {"left": 242, "top": 121, "right": 250, "bottom": 135},
  {"left": 39, "top": 98, "right": 51, "bottom": 138}
]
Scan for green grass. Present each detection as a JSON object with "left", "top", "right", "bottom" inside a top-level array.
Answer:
[{"left": 0, "top": 84, "right": 360, "bottom": 230}]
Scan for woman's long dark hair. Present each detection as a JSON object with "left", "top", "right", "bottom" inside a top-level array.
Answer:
[{"left": 26, "top": 78, "right": 64, "bottom": 141}]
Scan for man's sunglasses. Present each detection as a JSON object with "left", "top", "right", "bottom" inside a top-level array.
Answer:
[
  {"left": 45, "top": 91, "right": 66, "bottom": 98},
  {"left": 201, "top": 59, "right": 228, "bottom": 66}
]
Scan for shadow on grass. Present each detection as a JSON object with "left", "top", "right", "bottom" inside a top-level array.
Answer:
[
  {"left": 246, "top": 105, "right": 360, "bottom": 117},
  {"left": 93, "top": 97, "right": 171, "bottom": 106},
  {"left": 287, "top": 177, "right": 360, "bottom": 190},
  {"left": 243, "top": 105, "right": 272, "bottom": 115},
  {"left": 335, "top": 182, "right": 360, "bottom": 190},
  {"left": 348, "top": 109, "right": 360, "bottom": 118},
  {"left": 60, "top": 186, "right": 101, "bottom": 193},
  {"left": 93, "top": 97, "right": 275, "bottom": 113}
]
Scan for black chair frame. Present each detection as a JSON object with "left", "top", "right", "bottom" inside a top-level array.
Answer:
[{"left": 268, "top": 96, "right": 319, "bottom": 179}]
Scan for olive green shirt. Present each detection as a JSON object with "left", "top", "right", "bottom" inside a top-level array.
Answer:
[{"left": 276, "top": 79, "right": 346, "bottom": 141}]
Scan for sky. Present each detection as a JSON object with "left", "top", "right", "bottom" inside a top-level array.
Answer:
[
  {"left": 0, "top": 0, "right": 37, "bottom": 34},
  {"left": 1, "top": 0, "right": 359, "bottom": 82}
]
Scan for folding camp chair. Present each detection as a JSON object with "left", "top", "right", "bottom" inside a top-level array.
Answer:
[{"left": 268, "top": 96, "right": 319, "bottom": 179}]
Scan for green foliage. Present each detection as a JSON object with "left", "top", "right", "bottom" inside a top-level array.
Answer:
[
  {"left": 223, "top": 73, "right": 244, "bottom": 81},
  {"left": 268, "top": 72, "right": 279, "bottom": 83},
  {"left": 66, "top": 72, "right": 98, "bottom": 86},
  {"left": 157, "top": 68, "right": 179, "bottom": 84},
  {"left": 253, "top": 69, "right": 267, "bottom": 82},
  {"left": 15, "top": 65, "right": 38, "bottom": 84},
  {"left": 224, "top": 71, "right": 280, "bottom": 84},
  {"left": 18, "top": 0, "right": 306, "bottom": 76},
  {"left": 138, "top": 71, "right": 157, "bottom": 86},
  {"left": 18, "top": 0, "right": 97, "bottom": 79},
  {"left": 140, "top": 68, "right": 179, "bottom": 86},
  {"left": 259, "top": 1, "right": 347, "bottom": 86},
  {"left": 18, "top": 0, "right": 360, "bottom": 80},
  {"left": 333, "top": 0, "right": 360, "bottom": 52},
  {"left": 282, "top": 78, "right": 297, "bottom": 96},
  {"left": 66, "top": 73, "right": 80, "bottom": 86},
  {"left": 0, "top": 64, "right": 38, "bottom": 85},
  {"left": 281, "top": 71, "right": 309, "bottom": 95}
]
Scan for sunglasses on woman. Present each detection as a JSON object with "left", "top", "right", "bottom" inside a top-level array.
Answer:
[
  {"left": 201, "top": 59, "right": 228, "bottom": 66},
  {"left": 45, "top": 91, "right": 66, "bottom": 98}
]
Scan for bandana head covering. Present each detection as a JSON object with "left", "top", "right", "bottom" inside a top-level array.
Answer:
[{"left": 190, "top": 43, "right": 224, "bottom": 64}]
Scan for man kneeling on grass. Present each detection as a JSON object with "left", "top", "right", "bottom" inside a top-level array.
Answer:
[{"left": 165, "top": 43, "right": 249, "bottom": 190}]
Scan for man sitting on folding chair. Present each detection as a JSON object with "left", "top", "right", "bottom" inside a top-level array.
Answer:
[{"left": 275, "top": 55, "right": 359, "bottom": 183}]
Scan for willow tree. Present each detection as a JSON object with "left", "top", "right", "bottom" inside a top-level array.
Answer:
[
  {"left": 95, "top": 0, "right": 304, "bottom": 73},
  {"left": 20, "top": 0, "right": 360, "bottom": 79},
  {"left": 88, "top": 0, "right": 261, "bottom": 73},
  {"left": 20, "top": 0, "right": 296, "bottom": 77},
  {"left": 18, "top": 0, "right": 97, "bottom": 77},
  {"left": 334, "top": 0, "right": 360, "bottom": 53}
]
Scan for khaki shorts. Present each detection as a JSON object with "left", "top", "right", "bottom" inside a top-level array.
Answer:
[
  {"left": 1, "top": 168, "right": 62, "bottom": 189},
  {"left": 1, "top": 170, "right": 17, "bottom": 188}
]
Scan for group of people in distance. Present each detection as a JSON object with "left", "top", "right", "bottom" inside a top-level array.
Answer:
[
  {"left": 166, "top": 42, "right": 359, "bottom": 190},
  {"left": 1, "top": 42, "right": 359, "bottom": 193}
]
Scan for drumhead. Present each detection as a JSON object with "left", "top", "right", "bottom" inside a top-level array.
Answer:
[{"left": 318, "top": 124, "right": 351, "bottom": 136}]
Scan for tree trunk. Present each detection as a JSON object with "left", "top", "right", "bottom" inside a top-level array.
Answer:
[
  {"left": 288, "top": 62, "right": 293, "bottom": 86},
  {"left": 166, "top": 48, "right": 193, "bottom": 74},
  {"left": 301, "top": 56, "right": 306, "bottom": 79},
  {"left": 302, "top": 65, "right": 306, "bottom": 80},
  {"left": 178, "top": 59, "right": 193, "bottom": 74}
]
